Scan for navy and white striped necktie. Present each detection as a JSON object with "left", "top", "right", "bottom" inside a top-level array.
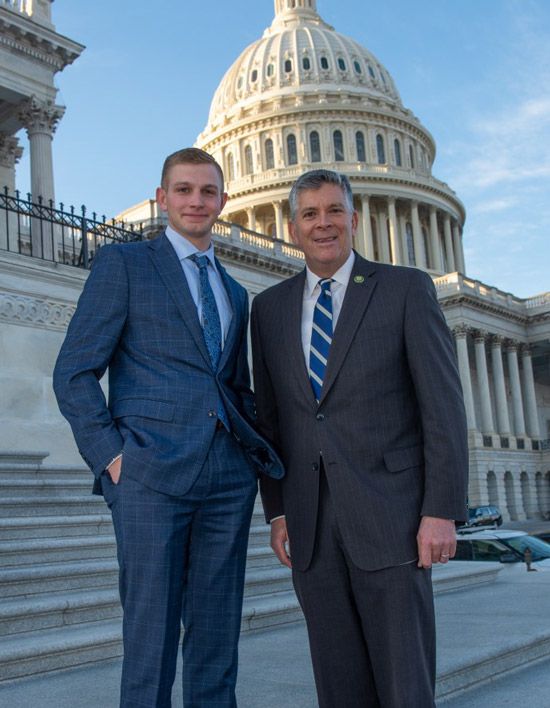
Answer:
[{"left": 309, "top": 278, "right": 333, "bottom": 402}]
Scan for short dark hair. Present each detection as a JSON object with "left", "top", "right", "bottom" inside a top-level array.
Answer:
[
  {"left": 289, "top": 169, "right": 354, "bottom": 220},
  {"left": 161, "top": 147, "right": 224, "bottom": 192}
]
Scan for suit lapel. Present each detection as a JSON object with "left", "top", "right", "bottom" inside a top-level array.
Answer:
[
  {"left": 216, "top": 258, "right": 240, "bottom": 372},
  {"left": 319, "top": 253, "right": 378, "bottom": 405},
  {"left": 284, "top": 270, "right": 318, "bottom": 404},
  {"left": 148, "top": 234, "right": 212, "bottom": 368}
]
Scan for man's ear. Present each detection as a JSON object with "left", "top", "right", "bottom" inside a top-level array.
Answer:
[
  {"left": 156, "top": 186, "right": 167, "bottom": 212},
  {"left": 289, "top": 221, "right": 298, "bottom": 245},
  {"left": 220, "top": 191, "right": 229, "bottom": 212}
]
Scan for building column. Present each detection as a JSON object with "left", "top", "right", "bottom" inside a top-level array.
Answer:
[
  {"left": 273, "top": 200, "right": 286, "bottom": 242},
  {"left": 453, "top": 326, "right": 476, "bottom": 430},
  {"left": 246, "top": 206, "right": 256, "bottom": 232},
  {"left": 18, "top": 96, "right": 64, "bottom": 204},
  {"left": 506, "top": 341, "right": 526, "bottom": 437},
  {"left": 376, "top": 208, "right": 391, "bottom": 263},
  {"left": 359, "top": 194, "right": 374, "bottom": 259},
  {"left": 520, "top": 345, "right": 541, "bottom": 438},
  {"left": 473, "top": 331, "right": 495, "bottom": 434},
  {"left": 410, "top": 201, "right": 426, "bottom": 268},
  {"left": 443, "top": 213, "right": 456, "bottom": 272},
  {"left": 429, "top": 206, "right": 443, "bottom": 272},
  {"left": 398, "top": 213, "right": 408, "bottom": 265},
  {"left": 452, "top": 221, "right": 466, "bottom": 274},
  {"left": 490, "top": 336, "right": 511, "bottom": 435},
  {"left": 0, "top": 134, "right": 24, "bottom": 251},
  {"left": 387, "top": 197, "right": 400, "bottom": 265}
]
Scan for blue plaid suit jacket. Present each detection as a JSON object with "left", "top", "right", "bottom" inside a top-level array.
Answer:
[{"left": 54, "top": 232, "right": 283, "bottom": 495}]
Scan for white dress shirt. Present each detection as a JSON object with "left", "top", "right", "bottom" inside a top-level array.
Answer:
[{"left": 165, "top": 225, "right": 232, "bottom": 344}]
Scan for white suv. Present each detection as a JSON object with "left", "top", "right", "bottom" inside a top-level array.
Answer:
[{"left": 454, "top": 528, "right": 550, "bottom": 570}]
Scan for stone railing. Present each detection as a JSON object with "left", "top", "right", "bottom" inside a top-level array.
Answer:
[
  {"left": 434, "top": 272, "right": 550, "bottom": 314},
  {"left": 1, "top": 0, "right": 31, "bottom": 15}
]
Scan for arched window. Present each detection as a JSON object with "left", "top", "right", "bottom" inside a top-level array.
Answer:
[
  {"left": 355, "top": 131, "right": 366, "bottom": 162},
  {"left": 284, "top": 58, "right": 293, "bottom": 73},
  {"left": 368, "top": 64, "right": 376, "bottom": 79},
  {"left": 266, "top": 63, "right": 274, "bottom": 77},
  {"left": 333, "top": 130, "right": 344, "bottom": 161},
  {"left": 353, "top": 60, "right": 362, "bottom": 74},
  {"left": 394, "top": 139, "right": 402, "bottom": 166},
  {"left": 227, "top": 153, "right": 235, "bottom": 181},
  {"left": 376, "top": 134, "right": 386, "bottom": 164},
  {"left": 337, "top": 58, "right": 346, "bottom": 71},
  {"left": 406, "top": 222, "right": 416, "bottom": 266},
  {"left": 265, "top": 138, "right": 274, "bottom": 170},
  {"left": 244, "top": 145, "right": 253, "bottom": 175},
  {"left": 302, "top": 56, "right": 311, "bottom": 71},
  {"left": 310, "top": 131, "right": 321, "bottom": 162},
  {"left": 320, "top": 56, "right": 329, "bottom": 70},
  {"left": 251, "top": 69, "right": 258, "bottom": 82},
  {"left": 287, "top": 133, "right": 298, "bottom": 165},
  {"left": 409, "top": 144, "right": 415, "bottom": 169}
]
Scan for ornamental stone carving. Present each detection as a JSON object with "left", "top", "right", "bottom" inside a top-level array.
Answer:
[
  {"left": 0, "top": 292, "right": 75, "bottom": 331},
  {"left": 18, "top": 97, "right": 65, "bottom": 137},
  {"left": 0, "top": 134, "right": 23, "bottom": 169}
]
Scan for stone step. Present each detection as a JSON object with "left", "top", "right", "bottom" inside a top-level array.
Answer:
[
  {"left": 0, "top": 465, "right": 90, "bottom": 481},
  {"left": 0, "top": 451, "right": 50, "bottom": 470},
  {"left": 431, "top": 562, "right": 502, "bottom": 595},
  {"left": 0, "top": 559, "right": 119, "bottom": 598},
  {"left": 244, "top": 565, "right": 293, "bottom": 598},
  {"left": 0, "top": 535, "right": 118, "bottom": 566},
  {"left": 0, "top": 514, "right": 114, "bottom": 541},
  {"left": 0, "top": 478, "right": 94, "bottom": 497},
  {"left": 0, "top": 589, "right": 302, "bottom": 682},
  {"left": 0, "top": 496, "right": 105, "bottom": 518}
]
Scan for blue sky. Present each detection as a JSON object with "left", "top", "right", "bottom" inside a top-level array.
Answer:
[{"left": 15, "top": 0, "right": 550, "bottom": 297}]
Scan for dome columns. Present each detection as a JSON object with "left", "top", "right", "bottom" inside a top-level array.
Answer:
[
  {"left": 443, "top": 214, "right": 456, "bottom": 272},
  {"left": 410, "top": 201, "right": 426, "bottom": 269}
]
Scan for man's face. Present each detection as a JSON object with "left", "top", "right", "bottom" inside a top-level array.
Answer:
[
  {"left": 156, "top": 162, "right": 228, "bottom": 249},
  {"left": 289, "top": 183, "right": 358, "bottom": 277}
]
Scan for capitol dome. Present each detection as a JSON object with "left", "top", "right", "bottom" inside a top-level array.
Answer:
[{"left": 197, "top": 0, "right": 466, "bottom": 276}]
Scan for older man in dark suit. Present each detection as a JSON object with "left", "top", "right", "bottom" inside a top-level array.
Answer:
[
  {"left": 251, "top": 169, "right": 468, "bottom": 707},
  {"left": 54, "top": 148, "right": 283, "bottom": 707}
]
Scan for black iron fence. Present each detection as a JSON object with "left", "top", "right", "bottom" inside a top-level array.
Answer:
[{"left": 0, "top": 188, "right": 144, "bottom": 269}]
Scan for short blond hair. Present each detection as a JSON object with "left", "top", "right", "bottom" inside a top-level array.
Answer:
[{"left": 161, "top": 147, "right": 224, "bottom": 192}]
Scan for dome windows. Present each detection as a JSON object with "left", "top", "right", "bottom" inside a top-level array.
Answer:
[
  {"left": 244, "top": 145, "right": 254, "bottom": 175},
  {"left": 337, "top": 58, "right": 347, "bottom": 72},
  {"left": 310, "top": 131, "right": 321, "bottom": 162},
  {"left": 376, "top": 134, "right": 386, "bottom": 164},
  {"left": 333, "top": 130, "right": 345, "bottom": 161},
  {"left": 284, "top": 58, "right": 293, "bottom": 73},
  {"left": 251, "top": 69, "right": 258, "bottom": 82},
  {"left": 226, "top": 153, "right": 235, "bottom": 182},
  {"left": 320, "top": 55, "right": 329, "bottom": 70},
  {"left": 409, "top": 144, "right": 415, "bottom": 169},
  {"left": 353, "top": 60, "right": 362, "bottom": 74},
  {"left": 368, "top": 64, "right": 376, "bottom": 79},
  {"left": 287, "top": 134, "right": 298, "bottom": 165},
  {"left": 356, "top": 131, "right": 366, "bottom": 162},
  {"left": 265, "top": 138, "right": 275, "bottom": 170},
  {"left": 394, "top": 139, "right": 402, "bottom": 167},
  {"left": 302, "top": 56, "right": 311, "bottom": 71},
  {"left": 266, "top": 63, "right": 275, "bottom": 77}
]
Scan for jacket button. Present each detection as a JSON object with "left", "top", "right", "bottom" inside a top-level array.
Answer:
[
  {"left": 312, "top": 462, "right": 319, "bottom": 471},
  {"left": 208, "top": 410, "right": 216, "bottom": 418},
  {"left": 316, "top": 413, "right": 325, "bottom": 421}
]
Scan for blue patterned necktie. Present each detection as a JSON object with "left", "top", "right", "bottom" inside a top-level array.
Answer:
[
  {"left": 190, "top": 254, "right": 222, "bottom": 369},
  {"left": 309, "top": 279, "right": 333, "bottom": 402}
]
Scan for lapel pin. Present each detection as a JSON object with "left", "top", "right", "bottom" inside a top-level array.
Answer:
[{"left": 353, "top": 275, "right": 365, "bottom": 284}]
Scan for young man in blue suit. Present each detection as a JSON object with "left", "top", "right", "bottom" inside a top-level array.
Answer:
[{"left": 54, "top": 148, "right": 283, "bottom": 707}]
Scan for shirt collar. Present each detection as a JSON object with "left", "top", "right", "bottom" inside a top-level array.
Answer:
[
  {"left": 304, "top": 250, "right": 356, "bottom": 297},
  {"left": 165, "top": 225, "right": 216, "bottom": 266}
]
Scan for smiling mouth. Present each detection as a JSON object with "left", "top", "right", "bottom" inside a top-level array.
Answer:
[{"left": 314, "top": 235, "right": 337, "bottom": 243}]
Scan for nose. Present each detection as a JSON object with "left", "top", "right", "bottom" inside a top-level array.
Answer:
[
  {"left": 188, "top": 188, "right": 205, "bottom": 207},
  {"left": 316, "top": 210, "right": 332, "bottom": 228}
]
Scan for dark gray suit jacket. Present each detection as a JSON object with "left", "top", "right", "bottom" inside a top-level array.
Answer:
[{"left": 251, "top": 253, "right": 468, "bottom": 572}]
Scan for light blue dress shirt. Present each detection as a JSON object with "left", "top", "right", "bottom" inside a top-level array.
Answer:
[{"left": 165, "top": 225, "right": 233, "bottom": 345}]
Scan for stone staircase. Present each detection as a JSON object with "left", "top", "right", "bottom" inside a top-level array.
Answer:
[{"left": 0, "top": 451, "right": 301, "bottom": 682}]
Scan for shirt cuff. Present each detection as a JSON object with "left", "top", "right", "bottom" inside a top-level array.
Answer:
[
  {"left": 270, "top": 515, "right": 286, "bottom": 523},
  {"left": 105, "top": 453, "right": 122, "bottom": 471}
]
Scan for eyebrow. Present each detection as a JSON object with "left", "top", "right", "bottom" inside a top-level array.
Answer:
[{"left": 172, "top": 181, "right": 220, "bottom": 191}]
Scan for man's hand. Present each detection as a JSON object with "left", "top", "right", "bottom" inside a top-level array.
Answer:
[
  {"left": 107, "top": 456, "right": 122, "bottom": 485},
  {"left": 417, "top": 516, "right": 456, "bottom": 568},
  {"left": 270, "top": 517, "right": 292, "bottom": 569}
]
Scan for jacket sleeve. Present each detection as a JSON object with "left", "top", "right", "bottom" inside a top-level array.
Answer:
[
  {"left": 251, "top": 296, "right": 285, "bottom": 522},
  {"left": 53, "top": 245, "right": 127, "bottom": 477},
  {"left": 403, "top": 269, "right": 468, "bottom": 521}
]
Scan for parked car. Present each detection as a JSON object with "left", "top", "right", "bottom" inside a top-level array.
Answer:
[
  {"left": 465, "top": 505, "right": 503, "bottom": 528},
  {"left": 532, "top": 530, "right": 550, "bottom": 545},
  {"left": 453, "top": 528, "right": 550, "bottom": 570}
]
